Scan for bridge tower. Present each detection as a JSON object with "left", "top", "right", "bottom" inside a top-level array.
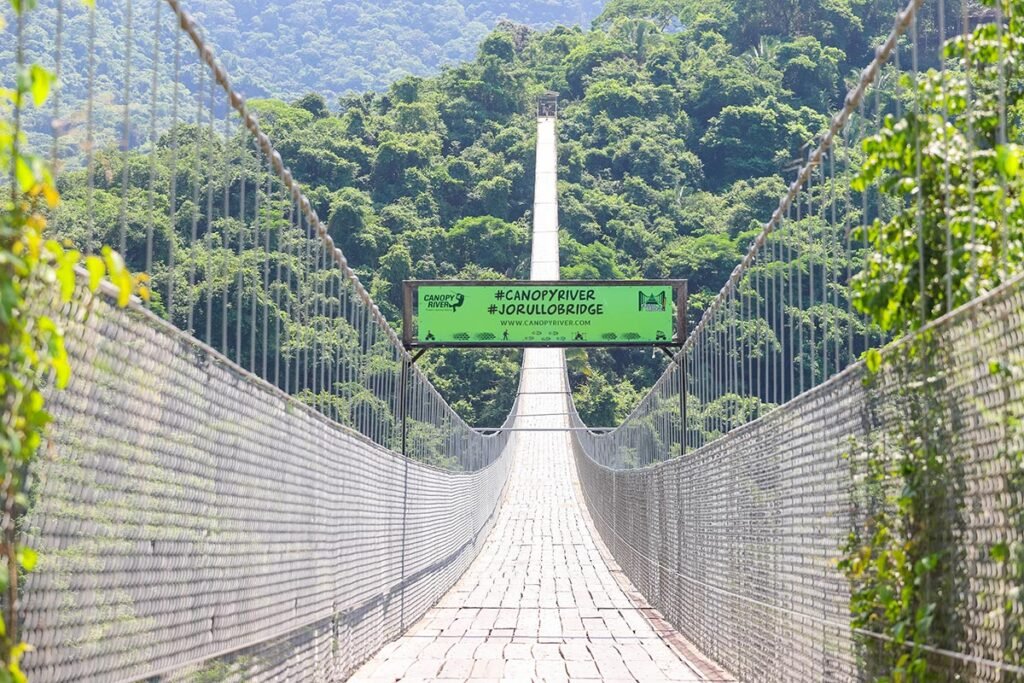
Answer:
[{"left": 537, "top": 91, "right": 559, "bottom": 119}]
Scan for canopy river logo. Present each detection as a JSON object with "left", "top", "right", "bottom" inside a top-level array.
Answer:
[
  {"left": 423, "top": 292, "right": 465, "bottom": 312},
  {"left": 638, "top": 291, "right": 667, "bottom": 312}
]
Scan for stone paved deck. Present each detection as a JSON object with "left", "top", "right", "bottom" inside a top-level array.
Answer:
[{"left": 349, "top": 348, "right": 710, "bottom": 682}]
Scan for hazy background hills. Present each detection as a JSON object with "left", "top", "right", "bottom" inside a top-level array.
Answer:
[{"left": 190, "top": 0, "right": 605, "bottom": 100}]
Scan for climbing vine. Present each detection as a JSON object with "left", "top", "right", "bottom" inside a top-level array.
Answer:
[
  {"left": 840, "top": 332, "right": 966, "bottom": 681},
  {"left": 841, "top": 0, "right": 1024, "bottom": 678},
  {"left": 0, "top": 1, "right": 144, "bottom": 678},
  {"left": 985, "top": 352, "right": 1024, "bottom": 671},
  {"left": 850, "top": 0, "right": 1024, "bottom": 335}
]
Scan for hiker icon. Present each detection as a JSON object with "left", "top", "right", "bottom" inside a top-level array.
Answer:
[
  {"left": 425, "top": 331, "right": 435, "bottom": 341},
  {"left": 503, "top": 329, "right": 509, "bottom": 341}
]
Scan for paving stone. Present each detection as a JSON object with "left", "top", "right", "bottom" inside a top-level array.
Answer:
[
  {"left": 643, "top": 639, "right": 683, "bottom": 663},
  {"left": 473, "top": 638, "right": 509, "bottom": 660},
  {"left": 536, "top": 659, "right": 569, "bottom": 681},
  {"left": 566, "top": 660, "right": 601, "bottom": 679},
  {"left": 393, "top": 637, "right": 434, "bottom": 658},
  {"left": 532, "top": 643, "right": 563, "bottom": 660},
  {"left": 447, "top": 640, "right": 484, "bottom": 660},
  {"left": 615, "top": 642, "right": 652, "bottom": 662},
  {"left": 419, "top": 639, "right": 455, "bottom": 659},
  {"left": 624, "top": 656, "right": 670, "bottom": 681},
  {"left": 438, "top": 658, "right": 475, "bottom": 679},
  {"left": 560, "top": 641, "right": 593, "bottom": 662},
  {"left": 503, "top": 642, "right": 533, "bottom": 660},
  {"left": 593, "top": 657, "right": 635, "bottom": 680},
  {"left": 502, "top": 658, "right": 536, "bottom": 679},
  {"left": 470, "top": 659, "right": 505, "bottom": 679},
  {"left": 403, "top": 657, "right": 445, "bottom": 678},
  {"left": 369, "top": 657, "right": 414, "bottom": 680}
]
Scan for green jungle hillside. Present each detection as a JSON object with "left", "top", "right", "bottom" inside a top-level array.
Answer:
[{"left": 49, "top": 0, "right": 932, "bottom": 426}]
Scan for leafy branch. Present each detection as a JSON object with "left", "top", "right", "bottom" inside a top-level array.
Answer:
[
  {"left": 842, "top": 0, "right": 1024, "bottom": 678},
  {"left": 0, "top": 1, "right": 144, "bottom": 679}
]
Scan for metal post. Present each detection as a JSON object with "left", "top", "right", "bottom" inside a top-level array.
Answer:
[
  {"left": 399, "top": 354, "right": 409, "bottom": 457},
  {"left": 680, "top": 355, "right": 688, "bottom": 456},
  {"left": 399, "top": 349, "right": 425, "bottom": 457}
]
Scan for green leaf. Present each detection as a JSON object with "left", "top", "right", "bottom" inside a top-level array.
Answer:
[
  {"left": 55, "top": 263, "right": 76, "bottom": 303},
  {"left": 115, "top": 270, "right": 132, "bottom": 307},
  {"left": 102, "top": 246, "right": 125, "bottom": 277},
  {"left": 7, "top": 641, "right": 33, "bottom": 683},
  {"left": 50, "top": 339, "right": 70, "bottom": 388},
  {"left": 85, "top": 255, "right": 105, "bottom": 291},
  {"left": 29, "top": 64, "right": 52, "bottom": 107},
  {"left": 14, "top": 156, "right": 34, "bottom": 192},
  {"left": 865, "top": 348, "right": 882, "bottom": 374},
  {"left": 990, "top": 542, "right": 1009, "bottom": 563},
  {"left": 996, "top": 144, "right": 1020, "bottom": 178},
  {"left": 915, "top": 553, "right": 939, "bottom": 573},
  {"left": 16, "top": 547, "right": 37, "bottom": 572},
  {"left": 9, "top": 0, "right": 39, "bottom": 14}
]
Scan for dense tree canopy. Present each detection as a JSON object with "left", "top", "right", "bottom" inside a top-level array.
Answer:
[{"left": 46, "top": 0, "right": 911, "bottom": 425}]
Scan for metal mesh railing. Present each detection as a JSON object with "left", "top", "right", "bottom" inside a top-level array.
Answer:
[
  {"left": 4, "top": 0, "right": 499, "bottom": 470},
  {"left": 3, "top": 0, "right": 520, "bottom": 678},
  {"left": 22, "top": 287, "right": 515, "bottom": 680},
  {"left": 572, "top": 273, "right": 1024, "bottom": 680},
  {"left": 571, "top": 0, "right": 1024, "bottom": 678}
]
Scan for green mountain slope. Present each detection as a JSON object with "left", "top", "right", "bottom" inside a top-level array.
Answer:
[
  {"left": 1, "top": 0, "right": 605, "bottom": 108},
  {"left": 48, "top": 0, "right": 925, "bottom": 426}
]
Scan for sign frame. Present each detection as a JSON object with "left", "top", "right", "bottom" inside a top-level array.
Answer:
[{"left": 402, "top": 279, "right": 687, "bottom": 349}]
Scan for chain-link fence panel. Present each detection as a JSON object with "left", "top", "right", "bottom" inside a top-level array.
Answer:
[
  {"left": 21, "top": 288, "right": 515, "bottom": 682},
  {"left": 572, "top": 276, "right": 1024, "bottom": 681}
]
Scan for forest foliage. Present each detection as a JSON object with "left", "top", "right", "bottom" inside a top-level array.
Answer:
[
  {"left": 838, "top": 0, "right": 1024, "bottom": 675},
  {"left": 185, "top": 0, "right": 606, "bottom": 99},
  {"left": 44, "top": 0, "right": 919, "bottom": 425}
]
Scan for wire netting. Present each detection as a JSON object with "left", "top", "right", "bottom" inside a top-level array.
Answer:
[
  {"left": 571, "top": 0, "right": 1024, "bottom": 678},
  {"left": 572, "top": 274, "right": 1024, "bottom": 681},
  {"left": 22, "top": 287, "right": 515, "bottom": 681},
  {"left": 3, "top": 0, "right": 520, "bottom": 678}
]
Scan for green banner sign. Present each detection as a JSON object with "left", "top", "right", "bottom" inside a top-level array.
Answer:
[{"left": 403, "top": 280, "right": 686, "bottom": 348}]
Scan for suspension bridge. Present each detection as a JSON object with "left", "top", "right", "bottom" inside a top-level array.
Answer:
[{"left": 5, "top": 0, "right": 1024, "bottom": 680}]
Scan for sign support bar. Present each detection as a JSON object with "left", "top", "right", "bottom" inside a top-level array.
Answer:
[
  {"left": 399, "top": 348, "right": 429, "bottom": 458},
  {"left": 659, "top": 346, "right": 687, "bottom": 457}
]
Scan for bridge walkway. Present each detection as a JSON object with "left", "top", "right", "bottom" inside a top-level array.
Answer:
[
  {"left": 350, "top": 348, "right": 710, "bottom": 682},
  {"left": 349, "top": 117, "right": 718, "bottom": 682}
]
